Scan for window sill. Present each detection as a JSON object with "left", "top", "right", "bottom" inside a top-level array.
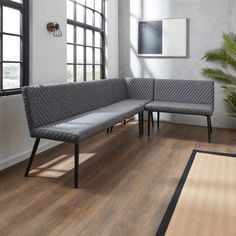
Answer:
[{"left": 0, "top": 89, "right": 22, "bottom": 97}]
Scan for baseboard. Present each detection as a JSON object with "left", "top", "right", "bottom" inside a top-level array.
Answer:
[{"left": 0, "top": 141, "right": 59, "bottom": 171}]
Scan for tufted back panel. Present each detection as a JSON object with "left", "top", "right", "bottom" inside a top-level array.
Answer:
[
  {"left": 22, "top": 80, "right": 115, "bottom": 131},
  {"left": 154, "top": 79, "right": 214, "bottom": 105},
  {"left": 109, "top": 78, "right": 128, "bottom": 102},
  {"left": 125, "top": 78, "right": 155, "bottom": 100}
]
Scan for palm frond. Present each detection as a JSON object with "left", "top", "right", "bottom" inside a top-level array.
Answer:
[
  {"left": 201, "top": 68, "right": 236, "bottom": 85},
  {"left": 224, "top": 86, "right": 236, "bottom": 116},
  {"left": 202, "top": 48, "right": 236, "bottom": 70},
  {"left": 224, "top": 97, "right": 236, "bottom": 117},
  {"left": 223, "top": 32, "right": 236, "bottom": 55},
  {"left": 202, "top": 32, "right": 236, "bottom": 117}
]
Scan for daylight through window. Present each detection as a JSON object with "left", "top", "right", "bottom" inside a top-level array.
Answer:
[
  {"left": 0, "top": 0, "right": 29, "bottom": 96},
  {"left": 67, "top": 0, "right": 105, "bottom": 82}
]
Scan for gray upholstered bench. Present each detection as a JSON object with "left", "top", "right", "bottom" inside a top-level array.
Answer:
[
  {"left": 145, "top": 79, "right": 214, "bottom": 142},
  {"left": 22, "top": 78, "right": 154, "bottom": 188},
  {"left": 22, "top": 78, "right": 214, "bottom": 188}
]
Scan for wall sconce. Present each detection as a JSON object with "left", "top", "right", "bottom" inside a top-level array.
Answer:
[{"left": 47, "top": 22, "right": 63, "bottom": 37}]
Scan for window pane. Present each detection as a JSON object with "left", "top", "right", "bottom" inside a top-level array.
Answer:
[
  {"left": 95, "top": 13, "right": 102, "bottom": 28},
  {"left": 86, "top": 9, "right": 93, "bottom": 26},
  {"left": 67, "top": 24, "right": 74, "bottom": 43},
  {"left": 3, "top": 7, "right": 21, "bottom": 35},
  {"left": 76, "top": 4, "right": 84, "bottom": 23},
  {"left": 86, "top": 0, "right": 94, "bottom": 8},
  {"left": 67, "top": 65, "right": 74, "bottom": 82},
  {"left": 86, "top": 30, "right": 93, "bottom": 46},
  {"left": 95, "top": 0, "right": 102, "bottom": 12},
  {"left": 76, "top": 0, "right": 85, "bottom": 5},
  {"left": 95, "top": 65, "right": 101, "bottom": 80},
  {"left": 67, "top": 0, "right": 74, "bottom": 20},
  {"left": 10, "top": 0, "right": 22, "bottom": 3},
  {"left": 76, "top": 27, "right": 84, "bottom": 45},
  {"left": 67, "top": 45, "right": 74, "bottom": 63},
  {"left": 3, "top": 35, "right": 20, "bottom": 61},
  {"left": 95, "top": 48, "right": 101, "bottom": 64},
  {"left": 86, "top": 65, "right": 93, "bottom": 80},
  {"left": 3, "top": 63, "right": 20, "bottom": 89},
  {"left": 95, "top": 32, "right": 101, "bottom": 47},
  {"left": 77, "top": 46, "right": 84, "bottom": 63},
  {"left": 86, "top": 47, "right": 93, "bottom": 64},
  {"left": 77, "top": 65, "right": 84, "bottom": 81}
]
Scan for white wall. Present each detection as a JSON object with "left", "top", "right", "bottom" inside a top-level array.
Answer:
[
  {"left": 106, "top": 0, "right": 119, "bottom": 77},
  {"left": 30, "top": 0, "right": 67, "bottom": 85},
  {"left": 118, "top": 0, "right": 236, "bottom": 129},
  {"left": 0, "top": 0, "right": 119, "bottom": 170}
]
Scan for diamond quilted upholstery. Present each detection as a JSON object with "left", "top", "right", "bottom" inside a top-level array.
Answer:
[
  {"left": 154, "top": 79, "right": 214, "bottom": 105},
  {"left": 109, "top": 78, "right": 128, "bottom": 102},
  {"left": 22, "top": 80, "right": 115, "bottom": 131},
  {"left": 31, "top": 99, "right": 148, "bottom": 142},
  {"left": 145, "top": 101, "right": 213, "bottom": 116},
  {"left": 125, "top": 78, "right": 155, "bottom": 100}
]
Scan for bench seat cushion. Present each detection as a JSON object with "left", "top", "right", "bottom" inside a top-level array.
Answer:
[
  {"left": 31, "top": 99, "right": 150, "bottom": 143},
  {"left": 145, "top": 101, "right": 213, "bottom": 116}
]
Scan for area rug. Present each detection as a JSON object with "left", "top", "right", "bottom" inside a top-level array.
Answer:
[{"left": 156, "top": 150, "right": 236, "bottom": 236}]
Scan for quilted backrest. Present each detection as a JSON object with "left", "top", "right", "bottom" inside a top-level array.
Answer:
[
  {"left": 22, "top": 80, "right": 115, "bottom": 131},
  {"left": 154, "top": 79, "right": 214, "bottom": 104},
  {"left": 109, "top": 78, "right": 128, "bottom": 102},
  {"left": 125, "top": 78, "right": 155, "bottom": 100}
]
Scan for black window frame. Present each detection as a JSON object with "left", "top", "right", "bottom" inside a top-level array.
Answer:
[
  {"left": 0, "top": 0, "right": 29, "bottom": 97},
  {"left": 67, "top": 0, "right": 105, "bottom": 82}
]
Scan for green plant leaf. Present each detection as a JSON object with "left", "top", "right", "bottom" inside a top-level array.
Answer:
[
  {"left": 202, "top": 48, "right": 236, "bottom": 70},
  {"left": 202, "top": 32, "right": 236, "bottom": 117},
  {"left": 223, "top": 32, "right": 236, "bottom": 55},
  {"left": 224, "top": 97, "right": 236, "bottom": 117},
  {"left": 201, "top": 68, "right": 236, "bottom": 85}
]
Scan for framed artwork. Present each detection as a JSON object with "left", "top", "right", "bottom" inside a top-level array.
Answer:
[{"left": 138, "top": 18, "right": 188, "bottom": 57}]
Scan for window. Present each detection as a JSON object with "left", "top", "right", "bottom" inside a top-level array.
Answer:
[
  {"left": 67, "top": 0, "right": 105, "bottom": 82},
  {"left": 0, "top": 0, "right": 29, "bottom": 96}
]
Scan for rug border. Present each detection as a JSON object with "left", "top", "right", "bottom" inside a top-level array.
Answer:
[{"left": 155, "top": 149, "right": 236, "bottom": 236}]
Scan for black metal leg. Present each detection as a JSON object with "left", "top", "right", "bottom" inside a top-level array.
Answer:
[
  {"left": 207, "top": 116, "right": 211, "bottom": 143},
  {"left": 157, "top": 112, "right": 160, "bottom": 129},
  {"left": 110, "top": 126, "right": 113, "bottom": 133},
  {"left": 148, "top": 111, "right": 151, "bottom": 137},
  {"left": 24, "top": 138, "right": 40, "bottom": 177},
  {"left": 138, "top": 112, "right": 142, "bottom": 137},
  {"left": 141, "top": 111, "right": 144, "bottom": 136},
  {"left": 151, "top": 112, "right": 154, "bottom": 128},
  {"left": 106, "top": 128, "right": 109, "bottom": 134},
  {"left": 209, "top": 117, "right": 212, "bottom": 133},
  {"left": 123, "top": 120, "right": 126, "bottom": 125},
  {"left": 74, "top": 143, "right": 79, "bottom": 188}
]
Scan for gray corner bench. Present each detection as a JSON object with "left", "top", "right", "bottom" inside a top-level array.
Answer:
[{"left": 22, "top": 78, "right": 214, "bottom": 188}]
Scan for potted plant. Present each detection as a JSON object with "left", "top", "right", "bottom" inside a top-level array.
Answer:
[{"left": 202, "top": 32, "right": 236, "bottom": 117}]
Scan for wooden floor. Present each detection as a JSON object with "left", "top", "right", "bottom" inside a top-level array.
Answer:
[{"left": 0, "top": 121, "right": 236, "bottom": 236}]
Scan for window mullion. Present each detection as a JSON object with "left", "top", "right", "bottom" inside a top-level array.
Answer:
[
  {"left": 84, "top": 5, "right": 86, "bottom": 81},
  {"left": 73, "top": 1, "right": 76, "bottom": 82}
]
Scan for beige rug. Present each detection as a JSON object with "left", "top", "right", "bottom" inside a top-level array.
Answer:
[{"left": 156, "top": 150, "right": 236, "bottom": 236}]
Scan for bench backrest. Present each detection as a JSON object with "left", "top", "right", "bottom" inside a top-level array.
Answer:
[
  {"left": 22, "top": 79, "right": 116, "bottom": 130},
  {"left": 109, "top": 78, "right": 128, "bottom": 101},
  {"left": 154, "top": 79, "right": 214, "bottom": 105},
  {"left": 125, "top": 78, "right": 155, "bottom": 100}
]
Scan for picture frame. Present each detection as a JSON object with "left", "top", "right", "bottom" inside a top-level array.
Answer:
[{"left": 137, "top": 18, "right": 188, "bottom": 58}]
